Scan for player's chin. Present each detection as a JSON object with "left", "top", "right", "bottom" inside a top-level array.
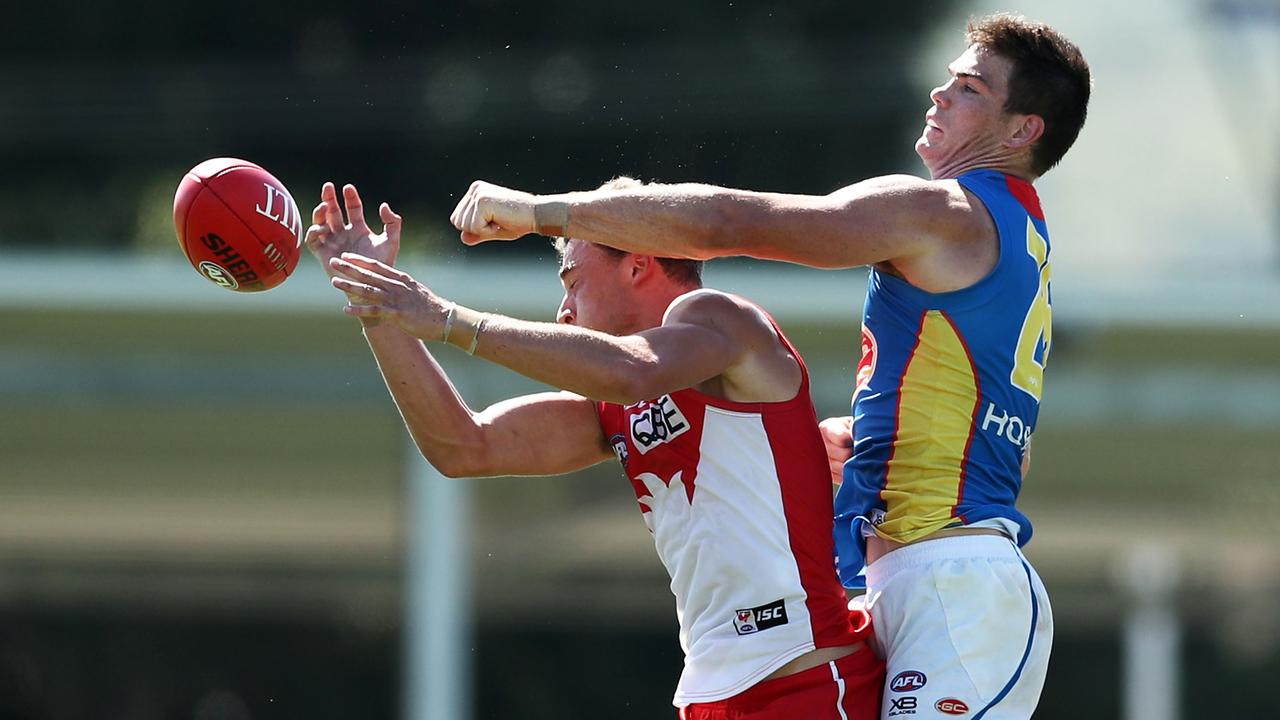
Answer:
[{"left": 913, "top": 136, "right": 933, "bottom": 160}]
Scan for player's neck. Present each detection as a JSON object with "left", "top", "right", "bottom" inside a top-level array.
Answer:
[
  {"left": 632, "top": 286, "right": 699, "bottom": 333},
  {"left": 928, "top": 153, "right": 1034, "bottom": 182}
]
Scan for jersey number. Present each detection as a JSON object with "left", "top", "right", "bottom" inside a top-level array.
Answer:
[{"left": 1011, "top": 219, "right": 1052, "bottom": 401}]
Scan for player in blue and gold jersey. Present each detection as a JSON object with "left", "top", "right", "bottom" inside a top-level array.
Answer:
[
  {"left": 450, "top": 13, "right": 1090, "bottom": 719},
  {"left": 841, "top": 167, "right": 1051, "bottom": 570}
]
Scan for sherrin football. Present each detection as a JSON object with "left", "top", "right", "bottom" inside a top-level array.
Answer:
[{"left": 173, "top": 157, "right": 303, "bottom": 292}]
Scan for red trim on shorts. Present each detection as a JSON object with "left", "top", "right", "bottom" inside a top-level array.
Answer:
[{"left": 679, "top": 646, "right": 885, "bottom": 720}]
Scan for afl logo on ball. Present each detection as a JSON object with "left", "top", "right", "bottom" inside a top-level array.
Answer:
[{"left": 198, "top": 261, "right": 239, "bottom": 290}]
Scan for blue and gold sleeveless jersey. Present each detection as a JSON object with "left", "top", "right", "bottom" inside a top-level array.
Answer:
[{"left": 834, "top": 169, "right": 1053, "bottom": 587}]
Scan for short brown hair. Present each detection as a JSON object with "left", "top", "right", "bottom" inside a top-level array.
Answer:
[
  {"left": 967, "top": 13, "right": 1091, "bottom": 176},
  {"left": 552, "top": 176, "right": 704, "bottom": 287}
]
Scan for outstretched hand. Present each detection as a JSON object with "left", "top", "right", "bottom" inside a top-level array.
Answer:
[
  {"left": 328, "top": 253, "right": 451, "bottom": 340},
  {"left": 305, "top": 182, "right": 402, "bottom": 278},
  {"left": 450, "top": 180, "right": 538, "bottom": 246}
]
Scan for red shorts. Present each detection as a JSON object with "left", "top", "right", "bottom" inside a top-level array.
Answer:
[{"left": 677, "top": 645, "right": 884, "bottom": 720}]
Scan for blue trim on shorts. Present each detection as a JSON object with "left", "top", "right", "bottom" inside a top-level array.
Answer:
[{"left": 973, "top": 557, "right": 1039, "bottom": 719}]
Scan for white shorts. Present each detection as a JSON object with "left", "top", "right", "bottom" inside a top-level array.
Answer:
[{"left": 859, "top": 535, "right": 1052, "bottom": 720}]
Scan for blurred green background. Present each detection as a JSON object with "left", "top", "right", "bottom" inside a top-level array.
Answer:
[{"left": 2, "top": 1, "right": 1278, "bottom": 719}]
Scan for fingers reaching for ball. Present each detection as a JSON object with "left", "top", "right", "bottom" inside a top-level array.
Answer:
[
  {"left": 343, "top": 184, "right": 371, "bottom": 234},
  {"left": 322, "top": 182, "right": 346, "bottom": 234},
  {"left": 304, "top": 201, "right": 329, "bottom": 249},
  {"left": 326, "top": 253, "right": 449, "bottom": 341},
  {"left": 330, "top": 275, "right": 383, "bottom": 302},
  {"left": 306, "top": 182, "right": 403, "bottom": 276},
  {"left": 341, "top": 303, "right": 387, "bottom": 320},
  {"left": 380, "top": 202, "right": 402, "bottom": 239},
  {"left": 328, "top": 253, "right": 403, "bottom": 290}
]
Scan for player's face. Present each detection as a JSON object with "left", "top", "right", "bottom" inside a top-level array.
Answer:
[
  {"left": 556, "top": 241, "right": 641, "bottom": 335},
  {"left": 916, "top": 44, "right": 1019, "bottom": 177}
]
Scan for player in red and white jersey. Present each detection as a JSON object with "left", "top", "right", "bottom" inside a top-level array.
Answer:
[
  {"left": 307, "top": 177, "right": 883, "bottom": 718},
  {"left": 596, "top": 299, "right": 855, "bottom": 706}
]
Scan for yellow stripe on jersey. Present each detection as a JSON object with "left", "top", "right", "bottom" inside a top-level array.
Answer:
[{"left": 876, "top": 310, "right": 980, "bottom": 543}]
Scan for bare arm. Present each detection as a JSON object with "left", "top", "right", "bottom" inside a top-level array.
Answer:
[
  {"left": 301, "top": 183, "right": 611, "bottom": 479},
  {"left": 360, "top": 322, "right": 613, "bottom": 478},
  {"left": 330, "top": 257, "right": 795, "bottom": 405},
  {"left": 451, "top": 175, "right": 973, "bottom": 270}
]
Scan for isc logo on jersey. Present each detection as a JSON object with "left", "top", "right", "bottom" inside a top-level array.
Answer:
[
  {"left": 732, "top": 599, "right": 789, "bottom": 636},
  {"left": 629, "top": 395, "right": 690, "bottom": 455}
]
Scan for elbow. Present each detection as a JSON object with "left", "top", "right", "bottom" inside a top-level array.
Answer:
[
  {"left": 412, "top": 436, "right": 489, "bottom": 479},
  {"left": 431, "top": 454, "right": 475, "bottom": 479}
]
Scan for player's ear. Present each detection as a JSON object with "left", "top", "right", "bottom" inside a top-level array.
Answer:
[
  {"left": 1006, "top": 113, "right": 1044, "bottom": 150},
  {"left": 626, "top": 254, "right": 659, "bottom": 285}
]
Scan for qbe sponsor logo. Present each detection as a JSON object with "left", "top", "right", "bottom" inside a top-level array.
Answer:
[
  {"left": 935, "top": 698, "right": 970, "bottom": 715},
  {"left": 629, "top": 395, "right": 690, "bottom": 454},
  {"left": 890, "top": 670, "right": 927, "bottom": 693},
  {"left": 887, "top": 695, "right": 917, "bottom": 716},
  {"left": 732, "top": 599, "right": 788, "bottom": 636}
]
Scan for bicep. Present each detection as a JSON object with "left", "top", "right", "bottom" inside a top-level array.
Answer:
[
  {"left": 618, "top": 292, "right": 756, "bottom": 400},
  {"left": 471, "top": 391, "right": 614, "bottom": 477},
  {"left": 739, "top": 175, "right": 956, "bottom": 269}
]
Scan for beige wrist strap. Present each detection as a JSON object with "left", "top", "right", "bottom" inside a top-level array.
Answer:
[
  {"left": 440, "top": 302, "right": 457, "bottom": 343},
  {"left": 534, "top": 201, "right": 569, "bottom": 237},
  {"left": 466, "top": 315, "right": 488, "bottom": 355},
  {"left": 448, "top": 306, "right": 489, "bottom": 355}
]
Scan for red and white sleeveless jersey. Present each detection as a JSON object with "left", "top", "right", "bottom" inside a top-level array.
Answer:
[{"left": 595, "top": 308, "right": 857, "bottom": 706}]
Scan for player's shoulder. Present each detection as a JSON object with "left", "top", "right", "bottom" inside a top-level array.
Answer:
[
  {"left": 838, "top": 172, "right": 954, "bottom": 195},
  {"left": 664, "top": 287, "right": 755, "bottom": 321},
  {"left": 663, "top": 288, "right": 776, "bottom": 339},
  {"left": 887, "top": 175, "right": 991, "bottom": 242},
  {"left": 834, "top": 174, "right": 973, "bottom": 221}
]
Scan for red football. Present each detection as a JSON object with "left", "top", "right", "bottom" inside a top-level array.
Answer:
[{"left": 173, "top": 157, "right": 303, "bottom": 292}]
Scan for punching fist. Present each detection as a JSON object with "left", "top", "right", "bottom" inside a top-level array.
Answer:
[{"left": 450, "top": 181, "right": 542, "bottom": 245}]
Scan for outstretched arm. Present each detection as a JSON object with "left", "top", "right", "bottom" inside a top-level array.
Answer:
[
  {"left": 304, "top": 183, "right": 612, "bottom": 478},
  {"left": 450, "top": 175, "right": 971, "bottom": 270},
  {"left": 329, "top": 256, "right": 789, "bottom": 405},
  {"left": 359, "top": 322, "right": 612, "bottom": 478}
]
